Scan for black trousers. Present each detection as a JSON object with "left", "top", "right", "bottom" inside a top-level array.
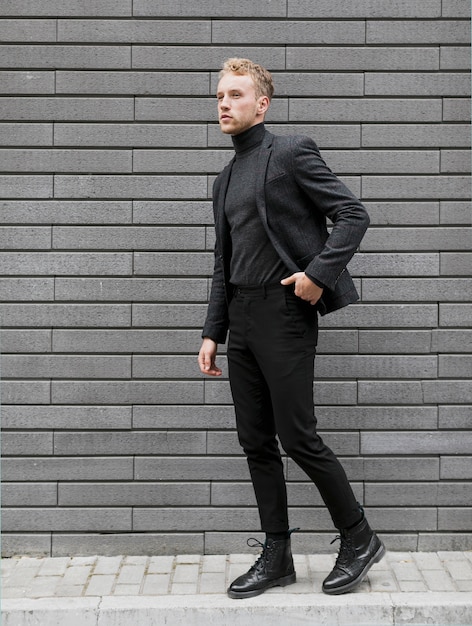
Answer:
[{"left": 227, "top": 283, "right": 360, "bottom": 533}]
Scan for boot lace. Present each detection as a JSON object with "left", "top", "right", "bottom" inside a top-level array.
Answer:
[
  {"left": 246, "top": 538, "right": 268, "bottom": 573},
  {"left": 330, "top": 532, "right": 356, "bottom": 568}
]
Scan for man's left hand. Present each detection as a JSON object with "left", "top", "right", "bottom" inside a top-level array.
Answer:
[{"left": 281, "top": 272, "right": 323, "bottom": 305}]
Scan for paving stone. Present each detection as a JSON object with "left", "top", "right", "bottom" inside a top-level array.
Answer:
[
  {"left": 84, "top": 575, "right": 115, "bottom": 596},
  {"left": 141, "top": 574, "right": 171, "bottom": 595},
  {"left": 148, "top": 556, "right": 175, "bottom": 574}
]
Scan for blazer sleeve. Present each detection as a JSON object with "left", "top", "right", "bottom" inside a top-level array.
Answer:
[
  {"left": 201, "top": 243, "right": 229, "bottom": 344},
  {"left": 290, "top": 135, "right": 370, "bottom": 290}
]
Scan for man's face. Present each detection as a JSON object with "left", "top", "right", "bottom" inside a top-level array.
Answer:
[{"left": 216, "top": 72, "right": 266, "bottom": 135}]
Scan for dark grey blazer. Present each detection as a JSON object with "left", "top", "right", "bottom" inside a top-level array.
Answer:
[{"left": 202, "top": 129, "right": 370, "bottom": 344}]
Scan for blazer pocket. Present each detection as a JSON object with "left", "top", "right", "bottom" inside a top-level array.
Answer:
[{"left": 265, "top": 171, "right": 288, "bottom": 184}]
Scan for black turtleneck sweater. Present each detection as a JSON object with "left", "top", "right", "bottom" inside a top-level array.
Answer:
[{"left": 224, "top": 123, "right": 288, "bottom": 286}]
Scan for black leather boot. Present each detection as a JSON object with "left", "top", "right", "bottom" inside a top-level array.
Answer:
[
  {"left": 322, "top": 514, "right": 385, "bottom": 595},
  {"left": 227, "top": 536, "right": 296, "bottom": 599}
]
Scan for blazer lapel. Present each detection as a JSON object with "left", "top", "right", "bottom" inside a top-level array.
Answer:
[
  {"left": 254, "top": 131, "right": 273, "bottom": 227},
  {"left": 214, "top": 157, "right": 234, "bottom": 245}
]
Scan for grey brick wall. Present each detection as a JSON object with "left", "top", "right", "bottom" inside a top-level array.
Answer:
[{"left": 1, "top": 1, "right": 470, "bottom": 557}]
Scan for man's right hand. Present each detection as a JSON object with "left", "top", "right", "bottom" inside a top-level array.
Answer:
[{"left": 198, "top": 337, "right": 222, "bottom": 376}]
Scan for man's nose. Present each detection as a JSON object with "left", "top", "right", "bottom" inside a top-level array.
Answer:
[{"left": 219, "top": 95, "right": 230, "bottom": 109}]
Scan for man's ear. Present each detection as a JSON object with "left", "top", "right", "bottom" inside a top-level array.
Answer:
[{"left": 258, "top": 95, "right": 270, "bottom": 115}]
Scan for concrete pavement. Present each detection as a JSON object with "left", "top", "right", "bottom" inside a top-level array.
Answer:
[{"left": 2, "top": 550, "right": 472, "bottom": 625}]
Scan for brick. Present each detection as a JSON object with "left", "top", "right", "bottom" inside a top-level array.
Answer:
[
  {"left": 0, "top": 330, "right": 52, "bottom": 353},
  {"left": 439, "top": 508, "right": 472, "bottom": 531},
  {"left": 287, "top": 46, "right": 438, "bottom": 71},
  {"left": 2, "top": 432, "right": 52, "bottom": 456},
  {"left": 51, "top": 381, "right": 203, "bottom": 405},
  {"left": 52, "top": 226, "right": 205, "bottom": 250},
  {"left": 363, "top": 278, "right": 472, "bottom": 301},
  {"left": 134, "top": 45, "right": 283, "bottom": 69},
  {"left": 58, "top": 482, "right": 210, "bottom": 506},
  {"left": 320, "top": 304, "right": 438, "bottom": 328},
  {"left": 133, "top": 355, "right": 208, "bottom": 378},
  {"left": 134, "top": 149, "right": 233, "bottom": 173},
  {"left": 0, "top": 253, "right": 132, "bottom": 276},
  {"left": 54, "top": 431, "right": 206, "bottom": 456},
  {"left": 132, "top": 405, "right": 235, "bottom": 430},
  {"left": 441, "top": 457, "right": 472, "bottom": 479},
  {"left": 266, "top": 73, "right": 364, "bottom": 97},
  {"left": 440, "top": 304, "right": 472, "bottom": 327},
  {"left": 0, "top": 45, "right": 130, "bottom": 69},
  {"left": 365, "top": 72, "right": 470, "bottom": 96},
  {"left": 439, "top": 355, "right": 472, "bottom": 378},
  {"left": 52, "top": 329, "right": 200, "bottom": 353},
  {"left": 58, "top": 19, "right": 210, "bottom": 43},
  {"left": 212, "top": 20, "right": 365, "bottom": 45},
  {"left": 362, "top": 431, "right": 472, "bottom": 455},
  {"left": 0, "top": 149, "right": 131, "bottom": 173},
  {"left": 362, "top": 176, "right": 470, "bottom": 199},
  {"left": 316, "top": 330, "right": 358, "bottom": 354},
  {"left": 364, "top": 457, "right": 440, "bottom": 481},
  {"left": 316, "top": 406, "right": 437, "bottom": 430},
  {"left": 0, "top": 226, "right": 51, "bottom": 250},
  {"left": 358, "top": 382, "right": 424, "bottom": 405},
  {"left": 434, "top": 329, "right": 472, "bottom": 352},
  {"left": 54, "top": 175, "right": 207, "bottom": 199},
  {"left": 315, "top": 355, "right": 437, "bottom": 379},
  {"left": 350, "top": 253, "right": 439, "bottom": 276},
  {"left": 443, "top": 98, "right": 471, "bottom": 121},
  {"left": 54, "top": 123, "right": 207, "bottom": 147},
  {"left": 1, "top": 381, "right": 50, "bottom": 404},
  {"left": 134, "top": 252, "right": 212, "bottom": 276},
  {"left": 0, "top": 123, "right": 52, "bottom": 146},
  {"left": 443, "top": 1, "right": 471, "bottom": 17},
  {"left": 52, "top": 533, "right": 203, "bottom": 557},
  {"left": 362, "top": 123, "right": 470, "bottom": 147},
  {"left": 0, "top": 18, "right": 57, "bottom": 41},
  {"left": 0, "top": 97, "right": 134, "bottom": 121},
  {"left": 133, "top": 507, "right": 259, "bottom": 532},
  {"left": 1, "top": 1, "right": 132, "bottom": 16},
  {"left": 135, "top": 457, "right": 248, "bottom": 481},
  {"left": 2, "top": 483, "right": 57, "bottom": 508},
  {"left": 0, "top": 70, "right": 54, "bottom": 93},
  {"left": 2, "top": 457, "right": 133, "bottom": 481},
  {"left": 133, "top": 201, "right": 212, "bottom": 224},
  {"left": 322, "top": 149, "right": 439, "bottom": 174},
  {"left": 369, "top": 507, "right": 437, "bottom": 531},
  {"left": 0, "top": 278, "right": 54, "bottom": 301},
  {"left": 364, "top": 202, "right": 439, "bottom": 225},
  {"left": 55, "top": 279, "right": 207, "bottom": 303},
  {"left": 289, "top": 0, "right": 441, "bottom": 18},
  {"left": 365, "top": 483, "right": 439, "bottom": 506},
  {"left": 289, "top": 98, "right": 442, "bottom": 122},
  {"left": 2, "top": 508, "right": 131, "bottom": 532},
  {"left": 1, "top": 355, "right": 131, "bottom": 379},
  {"left": 1, "top": 405, "right": 131, "bottom": 430},
  {"left": 439, "top": 405, "right": 472, "bottom": 429},
  {"left": 438, "top": 483, "right": 472, "bottom": 506},
  {"left": 0, "top": 175, "right": 52, "bottom": 198},
  {"left": 359, "top": 330, "right": 432, "bottom": 354},
  {"left": 56, "top": 71, "right": 209, "bottom": 95},
  {"left": 134, "top": 0, "right": 287, "bottom": 16},
  {"left": 441, "top": 149, "right": 470, "bottom": 173},
  {"left": 441, "top": 253, "right": 472, "bottom": 277},
  {"left": 2, "top": 534, "right": 51, "bottom": 558},
  {"left": 423, "top": 380, "right": 472, "bottom": 403},
  {"left": 1, "top": 201, "right": 132, "bottom": 224},
  {"left": 441, "top": 46, "right": 471, "bottom": 70},
  {"left": 367, "top": 20, "right": 470, "bottom": 44},
  {"left": 0, "top": 304, "right": 131, "bottom": 327},
  {"left": 440, "top": 201, "right": 471, "bottom": 225}
]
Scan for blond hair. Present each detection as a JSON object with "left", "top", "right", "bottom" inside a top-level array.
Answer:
[{"left": 219, "top": 58, "right": 274, "bottom": 100}]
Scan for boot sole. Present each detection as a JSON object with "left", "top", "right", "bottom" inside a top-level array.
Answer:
[
  {"left": 322, "top": 541, "right": 386, "bottom": 596},
  {"left": 227, "top": 571, "right": 296, "bottom": 599}
]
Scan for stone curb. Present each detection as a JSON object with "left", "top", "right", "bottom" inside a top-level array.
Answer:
[{"left": 3, "top": 592, "right": 472, "bottom": 626}]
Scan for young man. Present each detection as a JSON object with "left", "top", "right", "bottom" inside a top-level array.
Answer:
[{"left": 198, "top": 58, "right": 385, "bottom": 598}]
